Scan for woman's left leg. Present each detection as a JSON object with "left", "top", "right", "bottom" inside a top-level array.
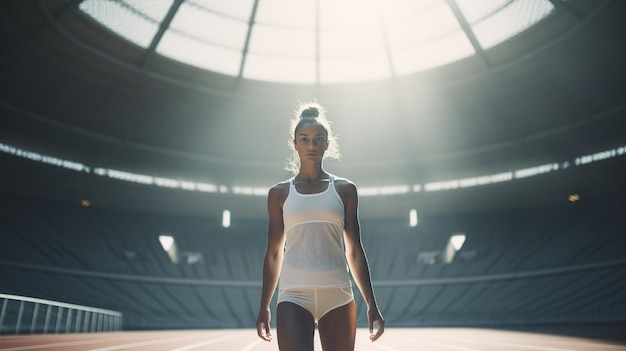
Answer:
[{"left": 317, "top": 300, "right": 357, "bottom": 351}]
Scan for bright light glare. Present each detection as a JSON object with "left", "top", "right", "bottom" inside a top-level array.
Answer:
[
  {"left": 154, "top": 177, "right": 179, "bottom": 188},
  {"left": 98, "top": 168, "right": 153, "bottom": 185},
  {"left": 409, "top": 209, "right": 418, "bottom": 227},
  {"left": 576, "top": 148, "right": 622, "bottom": 165},
  {"left": 243, "top": 54, "right": 316, "bottom": 83},
  {"left": 359, "top": 185, "right": 411, "bottom": 196},
  {"left": 450, "top": 234, "right": 466, "bottom": 251},
  {"left": 3, "top": 142, "right": 626, "bottom": 198},
  {"left": 232, "top": 186, "right": 270, "bottom": 196},
  {"left": 196, "top": 183, "right": 218, "bottom": 193},
  {"left": 159, "top": 234, "right": 179, "bottom": 263},
  {"left": 0, "top": 143, "right": 90, "bottom": 172},
  {"left": 159, "top": 235, "right": 174, "bottom": 251},
  {"left": 514, "top": 163, "right": 558, "bottom": 179},
  {"left": 180, "top": 181, "right": 196, "bottom": 190},
  {"left": 425, "top": 172, "right": 514, "bottom": 191},
  {"left": 222, "top": 209, "right": 231, "bottom": 228}
]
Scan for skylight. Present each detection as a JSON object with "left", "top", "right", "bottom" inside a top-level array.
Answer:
[{"left": 79, "top": 0, "right": 555, "bottom": 84}]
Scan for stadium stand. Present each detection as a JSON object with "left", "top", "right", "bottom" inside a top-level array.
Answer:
[{"left": 2, "top": 186, "right": 625, "bottom": 329}]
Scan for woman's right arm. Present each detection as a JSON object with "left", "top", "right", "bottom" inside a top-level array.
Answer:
[{"left": 256, "top": 185, "right": 286, "bottom": 342}]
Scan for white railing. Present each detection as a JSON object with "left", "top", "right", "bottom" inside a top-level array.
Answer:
[{"left": 0, "top": 293, "right": 122, "bottom": 335}]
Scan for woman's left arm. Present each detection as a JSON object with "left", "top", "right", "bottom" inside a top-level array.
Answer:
[{"left": 340, "top": 180, "right": 385, "bottom": 342}]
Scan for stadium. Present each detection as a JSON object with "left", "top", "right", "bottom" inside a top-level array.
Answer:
[{"left": 1, "top": 0, "right": 625, "bottom": 349}]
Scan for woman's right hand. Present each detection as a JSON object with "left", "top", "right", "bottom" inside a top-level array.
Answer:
[
  {"left": 256, "top": 308, "right": 273, "bottom": 342},
  {"left": 368, "top": 305, "right": 385, "bottom": 341}
]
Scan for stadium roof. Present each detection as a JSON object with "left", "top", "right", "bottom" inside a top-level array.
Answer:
[
  {"left": 78, "top": 0, "right": 555, "bottom": 84},
  {"left": 1, "top": 0, "right": 625, "bottom": 218}
]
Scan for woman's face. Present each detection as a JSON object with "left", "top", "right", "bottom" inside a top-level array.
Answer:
[{"left": 294, "top": 123, "right": 329, "bottom": 162}]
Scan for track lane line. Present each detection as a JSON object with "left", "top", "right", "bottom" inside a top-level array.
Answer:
[
  {"left": 87, "top": 333, "right": 217, "bottom": 351},
  {"left": 396, "top": 336, "right": 484, "bottom": 351},
  {"left": 0, "top": 333, "right": 163, "bottom": 351},
  {"left": 167, "top": 333, "right": 243, "bottom": 351},
  {"left": 430, "top": 336, "right": 583, "bottom": 351},
  {"left": 238, "top": 338, "right": 265, "bottom": 351}
]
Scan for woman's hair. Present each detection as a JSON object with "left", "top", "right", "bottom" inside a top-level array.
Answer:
[{"left": 285, "top": 101, "right": 340, "bottom": 175}]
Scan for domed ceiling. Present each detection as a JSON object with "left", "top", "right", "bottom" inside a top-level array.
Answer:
[{"left": 78, "top": 0, "right": 554, "bottom": 84}]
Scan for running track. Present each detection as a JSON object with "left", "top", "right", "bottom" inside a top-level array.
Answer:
[{"left": 1, "top": 327, "right": 625, "bottom": 350}]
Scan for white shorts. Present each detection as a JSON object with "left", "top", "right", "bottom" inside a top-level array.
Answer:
[{"left": 277, "top": 286, "right": 354, "bottom": 322}]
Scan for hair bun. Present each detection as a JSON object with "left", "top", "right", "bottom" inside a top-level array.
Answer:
[{"left": 300, "top": 106, "right": 319, "bottom": 119}]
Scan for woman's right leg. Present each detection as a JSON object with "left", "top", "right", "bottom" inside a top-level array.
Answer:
[{"left": 276, "top": 302, "right": 315, "bottom": 351}]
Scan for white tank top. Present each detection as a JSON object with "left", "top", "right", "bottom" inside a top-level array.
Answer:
[{"left": 280, "top": 176, "right": 352, "bottom": 289}]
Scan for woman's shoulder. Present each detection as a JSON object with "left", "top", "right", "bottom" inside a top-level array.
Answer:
[
  {"left": 332, "top": 175, "right": 358, "bottom": 195},
  {"left": 268, "top": 179, "right": 291, "bottom": 196},
  {"left": 332, "top": 175, "right": 355, "bottom": 186}
]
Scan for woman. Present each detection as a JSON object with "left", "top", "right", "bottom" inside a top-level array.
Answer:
[{"left": 256, "top": 102, "right": 384, "bottom": 350}]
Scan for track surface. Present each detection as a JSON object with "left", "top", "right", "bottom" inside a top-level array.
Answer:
[{"left": 1, "top": 327, "right": 625, "bottom": 350}]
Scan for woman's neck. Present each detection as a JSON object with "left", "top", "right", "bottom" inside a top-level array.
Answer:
[{"left": 296, "top": 165, "right": 328, "bottom": 183}]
